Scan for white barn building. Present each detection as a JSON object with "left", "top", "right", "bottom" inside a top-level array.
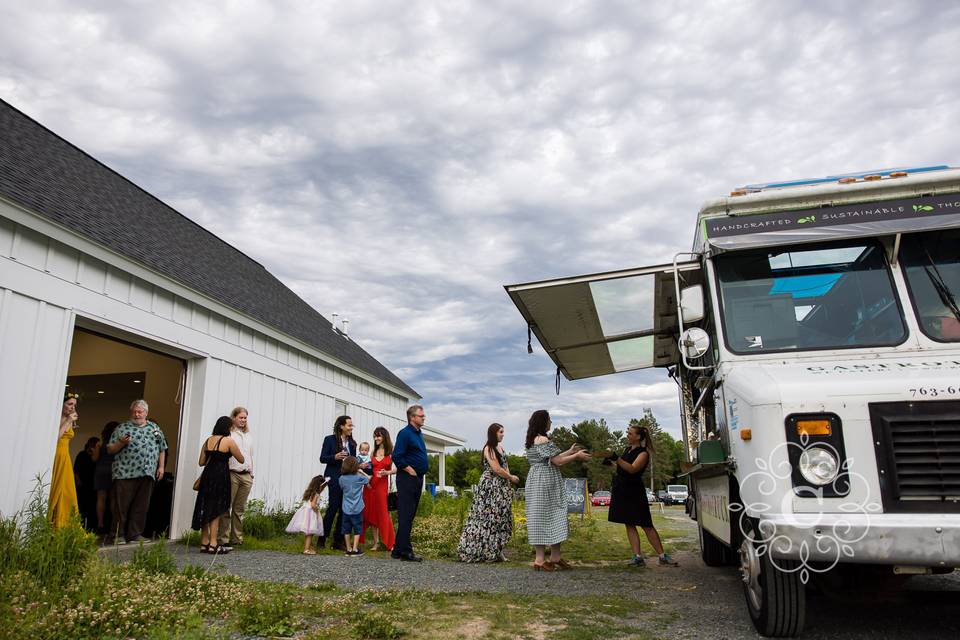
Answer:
[{"left": 0, "top": 100, "right": 463, "bottom": 537}]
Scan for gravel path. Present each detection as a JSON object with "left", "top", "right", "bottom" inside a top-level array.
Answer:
[{"left": 104, "top": 511, "right": 960, "bottom": 639}]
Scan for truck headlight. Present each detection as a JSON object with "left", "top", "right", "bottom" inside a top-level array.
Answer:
[{"left": 798, "top": 447, "right": 839, "bottom": 486}]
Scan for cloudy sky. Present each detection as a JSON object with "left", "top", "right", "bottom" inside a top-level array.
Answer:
[{"left": 2, "top": 1, "right": 958, "bottom": 450}]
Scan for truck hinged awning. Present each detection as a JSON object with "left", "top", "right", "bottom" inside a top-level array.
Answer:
[
  {"left": 505, "top": 260, "right": 702, "bottom": 380},
  {"left": 704, "top": 192, "right": 960, "bottom": 252}
]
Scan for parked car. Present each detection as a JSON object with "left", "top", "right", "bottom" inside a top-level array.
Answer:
[
  {"left": 665, "top": 484, "right": 689, "bottom": 505},
  {"left": 590, "top": 490, "right": 611, "bottom": 506},
  {"left": 645, "top": 488, "right": 656, "bottom": 503}
]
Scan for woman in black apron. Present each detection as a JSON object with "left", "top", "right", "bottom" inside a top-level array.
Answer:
[{"left": 607, "top": 424, "right": 678, "bottom": 567}]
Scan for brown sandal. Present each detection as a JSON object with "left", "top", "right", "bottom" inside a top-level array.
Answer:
[
  {"left": 533, "top": 561, "right": 556, "bottom": 572},
  {"left": 554, "top": 559, "right": 572, "bottom": 570}
]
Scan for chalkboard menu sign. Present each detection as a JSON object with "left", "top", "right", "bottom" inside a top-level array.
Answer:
[{"left": 564, "top": 477, "right": 588, "bottom": 514}]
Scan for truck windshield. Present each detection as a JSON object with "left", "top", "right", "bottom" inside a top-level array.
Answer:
[
  {"left": 715, "top": 240, "right": 906, "bottom": 353},
  {"left": 900, "top": 228, "right": 960, "bottom": 342}
]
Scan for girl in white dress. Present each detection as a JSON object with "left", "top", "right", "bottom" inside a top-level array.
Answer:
[{"left": 286, "top": 475, "right": 328, "bottom": 555}]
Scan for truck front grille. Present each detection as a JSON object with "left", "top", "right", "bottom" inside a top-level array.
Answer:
[{"left": 870, "top": 400, "right": 960, "bottom": 513}]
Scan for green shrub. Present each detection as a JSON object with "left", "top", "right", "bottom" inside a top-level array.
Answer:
[
  {"left": 429, "top": 493, "right": 472, "bottom": 519},
  {"left": 236, "top": 591, "right": 297, "bottom": 637},
  {"left": 1, "top": 476, "right": 98, "bottom": 590},
  {"left": 353, "top": 610, "right": 405, "bottom": 639},
  {"left": 244, "top": 500, "right": 296, "bottom": 540},
  {"left": 415, "top": 491, "right": 434, "bottom": 517},
  {"left": 411, "top": 515, "right": 461, "bottom": 558},
  {"left": 130, "top": 537, "right": 178, "bottom": 575}
]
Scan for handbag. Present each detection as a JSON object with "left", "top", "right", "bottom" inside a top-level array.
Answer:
[{"left": 387, "top": 472, "right": 398, "bottom": 511}]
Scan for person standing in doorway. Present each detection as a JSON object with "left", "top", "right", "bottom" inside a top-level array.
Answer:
[
  {"left": 218, "top": 406, "right": 254, "bottom": 548},
  {"left": 107, "top": 399, "right": 167, "bottom": 544},
  {"left": 319, "top": 415, "right": 356, "bottom": 550},
  {"left": 94, "top": 421, "right": 120, "bottom": 534},
  {"left": 391, "top": 405, "right": 428, "bottom": 562},
  {"left": 73, "top": 436, "right": 100, "bottom": 530},
  {"left": 49, "top": 395, "right": 80, "bottom": 528}
]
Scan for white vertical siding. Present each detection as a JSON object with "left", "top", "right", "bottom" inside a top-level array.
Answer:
[
  {"left": 1, "top": 209, "right": 415, "bottom": 532},
  {"left": 0, "top": 288, "right": 74, "bottom": 517}
]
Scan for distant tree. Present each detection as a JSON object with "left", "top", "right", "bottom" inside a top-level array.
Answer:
[
  {"left": 505, "top": 454, "right": 529, "bottom": 485},
  {"left": 465, "top": 467, "right": 481, "bottom": 487},
  {"left": 546, "top": 419, "right": 626, "bottom": 491}
]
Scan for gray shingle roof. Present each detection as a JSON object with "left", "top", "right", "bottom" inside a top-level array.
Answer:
[{"left": 0, "top": 99, "right": 417, "bottom": 399}]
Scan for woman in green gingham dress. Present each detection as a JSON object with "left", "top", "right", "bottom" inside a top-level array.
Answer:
[{"left": 524, "top": 410, "right": 592, "bottom": 571}]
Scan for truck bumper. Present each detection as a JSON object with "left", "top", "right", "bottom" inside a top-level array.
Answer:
[{"left": 759, "top": 513, "right": 960, "bottom": 567}]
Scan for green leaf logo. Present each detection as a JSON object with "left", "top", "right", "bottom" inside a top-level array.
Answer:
[
  {"left": 797, "top": 215, "right": 816, "bottom": 224},
  {"left": 913, "top": 205, "right": 935, "bottom": 212}
]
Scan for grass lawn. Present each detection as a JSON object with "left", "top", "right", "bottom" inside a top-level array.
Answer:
[
  {"left": 210, "top": 496, "right": 694, "bottom": 565},
  {"left": 2, "top": 488, "right": 689, "bottom": 639},
  {"left": 2, "top": 556, "right": 669, "bottom": 639}
]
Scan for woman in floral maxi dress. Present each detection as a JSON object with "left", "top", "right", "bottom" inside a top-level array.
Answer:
[{"left": 457, "top": 423, "right": 519, "bottom": 562}]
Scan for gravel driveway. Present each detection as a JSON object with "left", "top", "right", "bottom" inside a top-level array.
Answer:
[{"left": 106, "top": 511, "right": 959, "bottom": 639}]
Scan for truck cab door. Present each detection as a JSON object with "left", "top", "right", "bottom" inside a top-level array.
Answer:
[{"left": 505, "top": 260, "right": 703, "bottom": 380}]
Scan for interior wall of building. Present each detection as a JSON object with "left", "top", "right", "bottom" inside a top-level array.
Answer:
[{"left": 67, "top": 330, "right": 184, "bottom": 473}]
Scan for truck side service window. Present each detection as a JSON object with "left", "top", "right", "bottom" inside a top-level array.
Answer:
[
  {"left": 900, "top": 229, "right": 960, "bottom": 342},
  {"left": 714, "top": 240, "right": 906, "bottom": 354}
]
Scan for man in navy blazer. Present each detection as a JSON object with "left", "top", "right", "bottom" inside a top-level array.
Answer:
[{"left": 319, "top": 415, "right": 356, "bottom": 550}]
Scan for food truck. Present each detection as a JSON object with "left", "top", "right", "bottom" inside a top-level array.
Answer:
[{"left": 505, "top": 166, "right": 960, "bottom": 637}]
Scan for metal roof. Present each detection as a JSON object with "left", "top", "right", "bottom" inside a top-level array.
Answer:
[{"left": 0, "top": 99, "right": 417, "bottom": 399}]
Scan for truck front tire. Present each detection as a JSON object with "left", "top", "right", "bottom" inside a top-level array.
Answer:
[{"left": 739, "top": 523, "right": 806, "bottom": 637}]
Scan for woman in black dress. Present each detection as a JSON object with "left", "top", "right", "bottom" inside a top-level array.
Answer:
[
  {"left": 192, "top": 416, "right": 244, "bottom": 554},
  {"left": 607, "top": 424, "right": 678, "bottom": 567},
  {"left": 94, "top": 421, "right": 120, "bottom": 534}
]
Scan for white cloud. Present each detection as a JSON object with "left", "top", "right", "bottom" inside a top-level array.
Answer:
[{"left": 2, "top": 0, "right": 958, "bottom": 449}]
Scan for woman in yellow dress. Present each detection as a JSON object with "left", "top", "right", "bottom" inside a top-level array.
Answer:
[{"left": 49, "top": 395, "right": 80, "bottom": 528}]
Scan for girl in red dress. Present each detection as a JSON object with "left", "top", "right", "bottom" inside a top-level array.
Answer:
[{"left": 361, "top": 426, "right": 397, "bottom": 551}]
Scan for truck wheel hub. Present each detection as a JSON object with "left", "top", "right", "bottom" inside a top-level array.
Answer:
[{"left": 740, "top": 540, "right": 763, "bottom": 611}]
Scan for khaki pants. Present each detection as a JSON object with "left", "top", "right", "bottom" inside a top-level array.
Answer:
[{"left": 218, "top": 471, "right": 253, "bottom": 544}]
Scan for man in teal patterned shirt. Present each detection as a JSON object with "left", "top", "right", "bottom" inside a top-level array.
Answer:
[{"left": 107, "top": 399, "right": 167, "bottom": 544}]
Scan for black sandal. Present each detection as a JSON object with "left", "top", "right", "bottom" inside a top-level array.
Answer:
[{"left": 200, "top": 544, "right": 212, "bottom": 553}]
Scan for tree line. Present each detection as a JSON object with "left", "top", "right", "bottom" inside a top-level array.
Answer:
[{"left": 425, "top": 409, "right": 685, "bottom": 492}]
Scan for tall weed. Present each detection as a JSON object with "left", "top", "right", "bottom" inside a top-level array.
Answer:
[
  {"left": 244, "top": 498, "right": 296, "bottom": 539},
  {"left": 130, "top": 536, "right": 178, "bottom": 574},
  {"left": 1, "top": 476, "right": 98, "bottom": 589}
]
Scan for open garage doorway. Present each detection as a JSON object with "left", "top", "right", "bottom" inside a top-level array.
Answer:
[{"left": 65, "top": 328, "right": 186, "bottom": 538}]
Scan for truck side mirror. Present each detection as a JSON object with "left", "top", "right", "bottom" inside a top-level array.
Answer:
[
  {"left": 681, "top": 285, "right": 705, "bottom": 323},
  {"left": 679, "top": 327, "right": 711, "bottom": 360}
]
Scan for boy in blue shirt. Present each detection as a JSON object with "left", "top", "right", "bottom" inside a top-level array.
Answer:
[{"left": 338, "top": 456, "right": 370, "bottom": 556}]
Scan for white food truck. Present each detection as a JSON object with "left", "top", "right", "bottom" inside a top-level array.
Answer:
[{"left": 505, "top": 166, "right": 960, "bottom": 637}]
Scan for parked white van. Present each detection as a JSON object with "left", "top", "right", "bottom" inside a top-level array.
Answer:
[
  {"left": 506, "top": 166, "right": 960, "bottom": 637},
  {"left": 665, "top": 484, "right": 689, "bottom": 505}
]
